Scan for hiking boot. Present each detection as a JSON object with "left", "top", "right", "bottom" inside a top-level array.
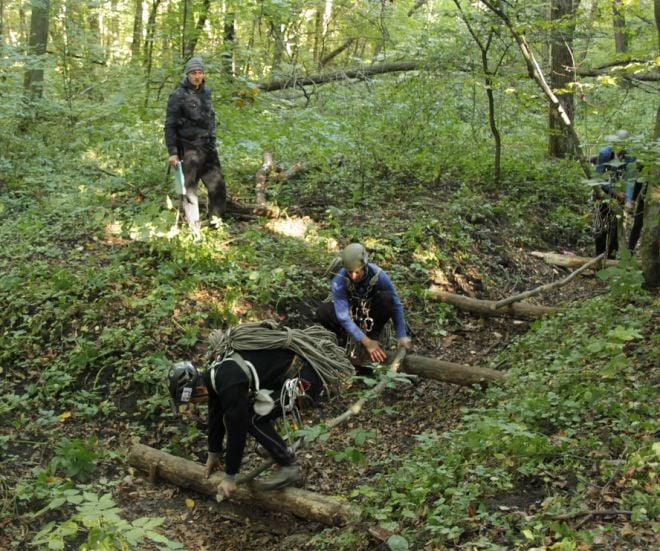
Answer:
[{"left": 258, "top": 465, "right": 300, "bottom": 491}]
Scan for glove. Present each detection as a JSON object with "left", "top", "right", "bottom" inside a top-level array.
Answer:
[
  {"left": 397, "top": 337, "right": 412, "bottom": 350},
  {"left": 205, "top": 452, "right": 222, "bottom": 478}
]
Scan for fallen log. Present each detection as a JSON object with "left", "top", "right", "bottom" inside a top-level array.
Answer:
[
  {"left": 492, "top": 253, "right": 605, "bottom": 309},
  {"left": 127, "top": 441, "right": 360, "bottom": 526},
  {"left": 227, "top": 198, "right": 280, "bottom": 219},
  {"left": 428, "top": 286, "right": 558, "bottom": 320},
  {"left": 530, "top": 251, "right": 618, "bottom": 269},
  {"left": 397, "top": 352, "right": 504, "bottom": 385}
]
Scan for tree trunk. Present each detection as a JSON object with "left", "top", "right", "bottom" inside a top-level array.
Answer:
[
  {"left": 548, "top": 0, "right": 578, "bottom": 159},
  {"left": 397, "top": 353, "right": 505, "bottom": 385},
  {"left": 428, "top": 287, "right": 559, "bottom": 319},
  {"left": 612, "top": 0, "right": 628, "bottom": 53},
  {"left": 131, "top": 0, "right": 143, "bottom": 60},
  {"left": 183, "top": 0, "right": 210, "bottom": 61},
  {"left": 640, "top": 100, "right": 660, "bottom": 287},
  {"left": 222, "top": 10, "right": 236, "bottom": 76},
  {"left": 260, "top": 61, "right": 420, "bottom": 91},
  {"left": 126, "top": 441, "right": 360, "bottom": 526},
  {"left": 23, "top": 0, "right": 49, "bottom": 100},
  {"left": 480, "top": 0, "right": 591, "bottom": 177},
  {"left": 638, "top": 3, "right": 660, "bottom": 287},
  {"left": 452, "top": 1, "right": 501, "bottom": 183},
  {"left": 227, "top": 198, "right": 280, "bottom": 219}
]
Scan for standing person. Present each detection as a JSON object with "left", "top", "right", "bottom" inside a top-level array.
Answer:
[
  {"left": 591, "top": 129, "right": 641, "bottom": 258},
  {"left": 315, "top": 243, "right": 412, "bottom": 364},
  {"left": 164, "top": 56, "right": 227, "bottom": 237},
  {"left": 168, "top": 349, "right": 322, "bottom": 498}
]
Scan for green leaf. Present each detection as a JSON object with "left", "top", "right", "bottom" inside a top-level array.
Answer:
[{"left": 387, "top": 535, "right": 409, "bottom": 551}]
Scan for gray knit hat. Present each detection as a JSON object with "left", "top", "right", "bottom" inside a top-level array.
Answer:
[{"left": 184, "top": 57, "right": 204, "bottom": 74}]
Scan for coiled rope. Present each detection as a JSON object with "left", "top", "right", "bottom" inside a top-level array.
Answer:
[{"left": 207, "top": 320, "right": 355, "bottom": 396}]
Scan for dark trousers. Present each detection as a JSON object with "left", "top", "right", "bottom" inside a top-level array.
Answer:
[
  {"left": 594, "top": 200, "right": 619, "bottom": 259},
  {"left": 315, "top": 291, "right": 395, "bottom": 343},
  {"left": 628, "top": 181, "right": 646, "bottom": 251},
  {"left": 181, "top": 145, "right": 227, "bottom": 223},
  {"left": 249, "top": 362, "right": 322, "bottom": 467}
]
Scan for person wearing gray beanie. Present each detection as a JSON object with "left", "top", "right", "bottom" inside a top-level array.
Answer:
[
  {"left": 184, "top": 56, "right": 204, "bottom": 74},
  {"left": 164, "top": 56, "right": 227, "bottom": 238}
]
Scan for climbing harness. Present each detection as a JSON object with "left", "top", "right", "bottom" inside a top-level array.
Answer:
[
  {"left": 350, "top": 298, "right": 374, "bottom": 334},
  {"left": 277, "top": 377, "right": 306, "bottom": 447}
]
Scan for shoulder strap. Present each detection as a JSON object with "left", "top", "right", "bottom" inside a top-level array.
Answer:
[
  {"left": 230, "top": 352, "right": 260, "bottom": 392},
  {"left": 209, "top": 352, "right": 260, "bottom": 395},
  {"left": 367, "top": 267, "right": 382, "bottom": 291}
]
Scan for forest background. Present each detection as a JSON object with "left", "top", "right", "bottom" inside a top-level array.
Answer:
[{"left": 0, "top": 0, "right": 658, "bottom": 549}]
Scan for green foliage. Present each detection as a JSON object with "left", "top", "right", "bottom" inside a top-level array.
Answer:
[
  {"left": 49, "top": 437, "right": 104, "bottom": 482},
  {"left": 1, "top": 2, "right": 657, "bottom": 548},
  {"left": 315, "top": 292, "right": 657, "bottom": 549},
  {"left": 31, "top": 490, "right": 183, "bottom": 550},
  {"left": 596, "top": 249, "right": 646, "bottom": 298}
]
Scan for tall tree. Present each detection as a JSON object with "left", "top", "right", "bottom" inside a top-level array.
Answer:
[
  {"left": 612, "top": 0, "right": 628, "bottom": 53},
  {"left": 23, "top": 0, "right": 49, "bottom": 100},
  {"left": 479, "top": 0, "right": 590, "bottom": 176},
  {"left": 223, "top": 9, "right": 236, "bottom": 75},
  {"left": 638, "top": 0, "right": 660, "bottom": 286},
  {"left": 549, "top": 0, "right": 579, "bottom": 159},
  {"left": 132, "top": 0, "right": 144, "bottom": 60},
  {"left": 452, "top": 0, "right": 506, "bottom": 183},
  {"left": 182, "top": 0, "right": 211, "bottom": 61}
]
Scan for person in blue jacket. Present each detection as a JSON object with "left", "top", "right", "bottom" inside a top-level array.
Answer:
[
  {"left": 591, "top": 129, "right": 644, "bottom": 257},
  {"left": 315, "top": 243, "right": 412, "bottom": 363}
]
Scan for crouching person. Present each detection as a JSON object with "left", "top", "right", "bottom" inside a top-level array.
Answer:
[{"left": 168, "top": 349, "right": 322, "bottom": 498}]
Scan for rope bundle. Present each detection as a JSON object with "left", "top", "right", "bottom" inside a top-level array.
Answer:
[{"left": 207, "top": 320, "right": 355, "bottom": 395}]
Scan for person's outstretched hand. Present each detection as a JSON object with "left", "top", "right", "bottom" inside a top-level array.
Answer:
[
  {"left": 362, "top": 336, "right": 386, "bottom": 363},
  {"left": 205, "top": 452, "right": 221, "bottom": 478},
  {"left": 218, "top": 475, "right": 237, "bottom": 498},
  {"left": 397, "top": 336, "right": 412, "bottom": 350}
]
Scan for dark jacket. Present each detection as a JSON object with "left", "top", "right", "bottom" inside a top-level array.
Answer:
[
  {"left": 203, "top": 349, "right": 297, "bottom": 476},
  {"left": 594, "top": 146, "right": 637, "bottom": 203},
  {"left": 164, "top": 78, "right": 216, "bottom": 156}
]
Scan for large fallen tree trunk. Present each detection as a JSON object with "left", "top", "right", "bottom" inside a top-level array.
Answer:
[
  {"left": 398, "top": 352, "right": 505, "bottom": 385},
  {"left": 530, "top": 251, "right": 618, "bottom": 269},
  {"left": 428, "top": 286, "right": 558, "bottom": 320},
  {"left": 127, "top": 441, "right": 360, "bottom": 526}
]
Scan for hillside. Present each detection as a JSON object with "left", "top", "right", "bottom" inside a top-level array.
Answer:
[{"left": 1, "top": 167, "right": 657, "bottom": 550}]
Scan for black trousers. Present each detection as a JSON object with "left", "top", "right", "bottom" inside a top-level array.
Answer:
[
  {"left": 594, "top": 200, "right": 619, "bottom": 259},
  {"left": 181, "top": 145, "right": 227, "bottom": 223},
  {"left": 628, "top": 181, "right": 646, "bottom": 251},
  {"left": 249, "top": 362, "right": 322, "bottom": 467},
  {"left": 315, "top": 291, "right": 395, "bottom": 343}
]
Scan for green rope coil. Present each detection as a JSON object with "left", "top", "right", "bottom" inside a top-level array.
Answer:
[{"left": 207, "top": 320, "right": 355, "bottom": 395}]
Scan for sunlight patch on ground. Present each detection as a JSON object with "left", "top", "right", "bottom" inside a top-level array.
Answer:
[{"left": 265, "top": 216, "right": 314, "bottom": 240}]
